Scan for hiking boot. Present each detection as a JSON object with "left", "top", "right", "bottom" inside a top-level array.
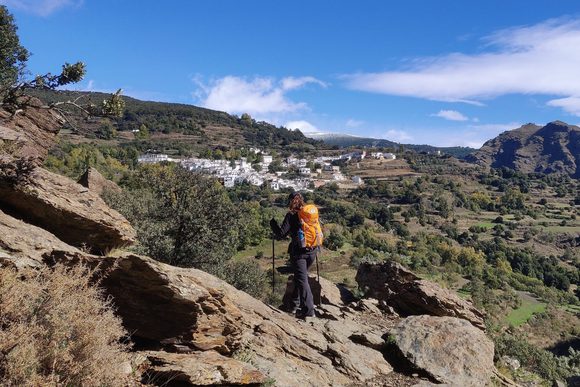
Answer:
[{"left": 296, "top": 310, "right": 315, "bottom": 319}]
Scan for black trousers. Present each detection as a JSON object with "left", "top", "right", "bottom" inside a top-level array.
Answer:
[{"left": 291, "top": 251, "right": 316, "bottom": 315}]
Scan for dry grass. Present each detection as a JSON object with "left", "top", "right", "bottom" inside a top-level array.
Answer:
[{"left": 0, "top": 264, "right": 131, "bottom": 386}]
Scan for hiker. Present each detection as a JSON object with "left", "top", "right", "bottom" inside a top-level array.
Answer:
[{"left": 270, "top": 192, "right": 323, "bottom": 319}]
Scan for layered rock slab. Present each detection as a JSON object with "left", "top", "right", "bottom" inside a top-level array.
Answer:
[
  {"left": 392, "top": 315, "right": 494, "bottom": 386},
  {"left": 50, "top": 253, "right": 393, "bottom": 387},
  {"left": 143, "top": 351, "right": 267, "bottom": 386},
  {"left": 0, "top": 209, "right": 86, "bottom": 268},
  {"left": 0, "top": 166, "right": 135, "bottom": 253},
  {"left": 282, "top": 274, "right": 355, "bottom": 310},
  {"left": 356, "top": 261, "right": 485, "bottom": 329},
  {"left": 77, "top": 167, "right": 122, "bottom": 196},
  {"left": 0, "top": 99, "right": 63, "bottom": 163}
]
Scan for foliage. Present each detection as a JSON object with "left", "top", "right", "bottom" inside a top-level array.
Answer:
[
  {"left": 323, "top": 228, "right": 346, "bottom": 251},
  {"left": 0, "top": 265, "right": 130, "bottom": 386},
  {"left": 105, "top": 164, "right": 240, "bottom": 274},
  {"left": 0, "top": 5, "right": 29, "bottom": 99},
  {"left": 494, "top": 333, "right": 573, "bottom": 380},
  {"left": 44, "top": 141, "right": 137, "bottom": 180},
  {"left": 29, "top": 89, "right": 320, "bottom": 150},
  {"left": 222, "top": 260, "right": 267, "bottom": 299}
]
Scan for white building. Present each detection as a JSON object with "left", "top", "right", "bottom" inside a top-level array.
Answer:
[
  {"left": 299, "top": 167, "right": 311, "bottom": 175},
  {"left": 262, "top": 155, "right": 273, "bottom": 164},
  {"left": 138, "top": 154, "right": 169, "bottom": 163},
  {"left": 223, "top": 175, "right": 236, "bottom": 188},
  {"left": 352, "top": 176, "right": 363, "bottom": 185},
  {"left": 384, "top": 153, "right": 396, "bottom": 160}
]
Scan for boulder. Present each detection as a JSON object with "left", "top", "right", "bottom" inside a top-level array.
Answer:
[
  {"left": 282, "top": 274, "right": 355, "bottom": 310},
  {"left": 0, "top": 100, "right": 63, "bottom": 163},
  {"left": 77, "top": 167, "right": 122, "bottom": 196},
  {"left": 142, "top": 351, "right": 267, "bottom": 386},
  {"left": 392, "top": 315, "right": 494, "bottom": 386},
  {"left": 0, "top": 166, "right": 135, "bottom": 253},
  {"left": 356, "top": 261, "right": 485, "bottom": 329},
  {"left": 0, "top": 209, "right": 86, "bottom": 269},
  {"left": 50, "top": 253, "right": 394, "bottom": 386}
]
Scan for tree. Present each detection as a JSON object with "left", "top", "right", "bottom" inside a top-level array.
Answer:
[
  {"left": 135, "top": 124, "right": 150, "bottom": 139},
  {"left": 105, "top": 164, "right": 241, "bottom": 275},
  {"left": 324, "top": 228, "right": 346, "bottom": 251},
  {"left": 0, "top": 6, "right": 124, "bottom": 123},
  {"left": 0, "top": 5, "right": 29, "bottom": 99}
]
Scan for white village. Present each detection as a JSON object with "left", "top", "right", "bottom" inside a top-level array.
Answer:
[{"left": 137, "top": 149, "right": 397, "bottom": 191}]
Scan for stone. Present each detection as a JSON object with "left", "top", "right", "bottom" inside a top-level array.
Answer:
[
  {"left": 77, "top": 167, "right": 122, "bottom": 196},
  {"left": 356, "top": 261, "right": 485, "bottom": 329},
  {"left": 143, "top": 351, "right": 267, "bottom": 386},
  {"left": 51, "top": 253, "right": 394, "bottom": 386},
  {"left": 500, "top": 356, "right": 521, "bottom": 371},
  {"left": 0, "top": 166, "right": 135, "bottom": 253},
  {"left": 282, "top": 274, "right": 355, "bottom": 310},
  {"left": 392, "top": 315, "right": 494, "bottom": 386},
  {"left": 0, "top": 100, "right": 64, "bottom": 163},
  {"left": 0, "top": 209, "right": 86, "bottom": 268}
]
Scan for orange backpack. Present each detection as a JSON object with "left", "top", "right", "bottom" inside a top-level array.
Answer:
[{"left": 298, "top": 204, "right": 323, "bottom": 249}]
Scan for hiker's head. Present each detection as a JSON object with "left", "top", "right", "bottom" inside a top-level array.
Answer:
[{"left": 288, "top": 192, "right": 304, "bottom": 213}]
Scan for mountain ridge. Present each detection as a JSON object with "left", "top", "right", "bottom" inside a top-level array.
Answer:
[
  {"left": 466, "top": 121, "right": 580, "bottom": 177},
  {"left": 307, "top": 131, "right": 476, "bottom": 158}
]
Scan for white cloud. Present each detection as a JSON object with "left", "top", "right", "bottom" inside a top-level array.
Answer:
[
  {"left": 284, "top": 120, "right": 321, "bottom": 133},
  {"left": 546, "top": 96, "right": 580, "bottom": 116},
  {"left": 385, "top": 129, "right": 413, "bottom": 142},
  {"left": 281, "top": 76, "right": 327, "bottom": 90},
  {"left": 192, "top": 75, "right": 324, "bottom": 115},
  {"left": 431, "top": 109, "right": 469, "bottom": 121},
  {"left": 346, "top": 118, "right": 364, "bottom": 128},
  {"left": 344, "top": 18, "right": 580, "bottom": 114},
  {"left": 0, "top": 0, "right": 83, "bottom": 16}
]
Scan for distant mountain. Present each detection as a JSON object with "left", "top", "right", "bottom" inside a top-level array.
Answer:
[
  {"left": 307, "top": 132, "right": 476, "bottom": 158},
  {"left": 466, "top": 121, "right": 580, "bottom": 177}
]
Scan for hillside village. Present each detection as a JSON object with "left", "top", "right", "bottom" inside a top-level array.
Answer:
[{"left": 139, "top": 149, "right": 397, "bottom": 191}]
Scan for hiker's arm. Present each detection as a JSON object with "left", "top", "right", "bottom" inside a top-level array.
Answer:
[{"left": 270, "top": 214, "right": 291, "bottom": 240}]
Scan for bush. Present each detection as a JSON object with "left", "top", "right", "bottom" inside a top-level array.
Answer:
[
  {"left": 222, "top": 260, "right": 267, "bottom": 299},
  {"left": 105, "top": 164, "right": 240, "bottom": 273},
  {"left": 494, "top": 332, "right": 574, "bottom": 381},
  {"left": 0, "top": 265, "right": 130, "bottom": 386}
]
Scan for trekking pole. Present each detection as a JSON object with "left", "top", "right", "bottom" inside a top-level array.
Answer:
[
  {"left": 316, "top": 247, "right": 321, "bottom": 306},
  {"left": 272, "top": 237, "right": 275, "bottom": 295}
]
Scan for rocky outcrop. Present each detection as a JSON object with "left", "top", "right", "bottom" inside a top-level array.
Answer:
[
  {"left": 392, "top": 315, "right": 494, "bottom": 386},
  {"left": 356, "top": 261, "right": 485, "bottom": 329},
  {"left": 143, "top": 351, "right": 267, "bottom": 386},
  {"left": 282, "top": 275, "right": 355, "bottom": 310},
  {"left": 466, "top": 121, "right": 580, "bottom": 178},
  {"left": 0, "top": 209, "right": 85, "bottom": 269},
  {"left": 49, "top": 252, "right": 395, "bottom": 387},
  {"left": 0, "top": 166, "right": 135, "bottom": 253},
  {"left": 78, "top": 167, "right": 122, "bottom": 196},
  {"left": 0, "top": 98, "right": 63, "bottom": 163}
]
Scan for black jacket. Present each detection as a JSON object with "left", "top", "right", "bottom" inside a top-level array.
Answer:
[{"left": 270, "top": 212, "right": 312, "bottom": 257}]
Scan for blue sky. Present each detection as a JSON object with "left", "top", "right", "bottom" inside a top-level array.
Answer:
[{"left": 4, "top": 0, "right": 580, "bottom": 147}]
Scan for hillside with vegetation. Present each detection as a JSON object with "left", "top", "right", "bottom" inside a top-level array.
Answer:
[
  {"left": 1, "top": 4, "right": 579, "bottom": 386},
  {"left": 307, "top": 131, "right": 476, "bottom": 158},
  {"left": 27, "top": 89, "right": 322, "bottom": 156}
]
